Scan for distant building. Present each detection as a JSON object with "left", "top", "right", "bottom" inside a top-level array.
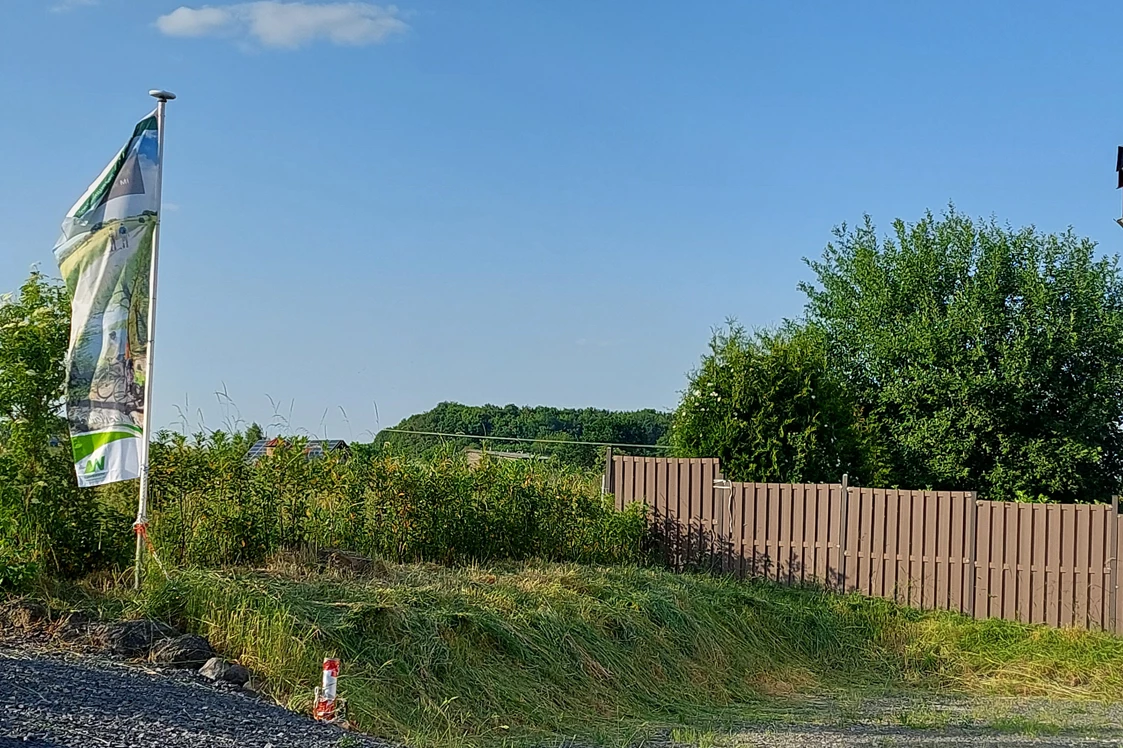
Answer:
[
  {"left": 464, "top": 448, "right": 549, "bottom": 467},
  {"left": 245, "top": 437, "right": 349, "bottom": 463}
]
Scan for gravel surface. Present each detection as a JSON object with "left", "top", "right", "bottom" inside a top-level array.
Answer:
[
  {"left": 723, "top": 723, "right": 1122, "bottom": 747},
  {"left": 0, "top": 645, "right": 385, "bottom": 748},
  {"left": 697, "top": 695, "right": 1123, "bottom": 748}
]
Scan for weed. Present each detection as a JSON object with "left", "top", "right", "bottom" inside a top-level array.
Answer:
[{"left": 987, "top": 715, "right": 1063, "bottom": 737}]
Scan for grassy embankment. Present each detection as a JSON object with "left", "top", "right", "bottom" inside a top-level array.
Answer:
[{"left": 65, "top": 558, "right": 1123, "bottom": 748}]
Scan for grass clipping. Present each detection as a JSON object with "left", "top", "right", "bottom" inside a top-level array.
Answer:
[{"left": 130, "top": 561, "right": 1123, "bottom": 747}]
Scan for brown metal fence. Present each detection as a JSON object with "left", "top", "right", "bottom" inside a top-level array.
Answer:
[{"left": 606, "top": 453, "right": 1122, "bottom": 633}]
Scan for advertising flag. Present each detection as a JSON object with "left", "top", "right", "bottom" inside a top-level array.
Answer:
[{"left": 53, "top": 112, "right": 161, "bottom": 487}]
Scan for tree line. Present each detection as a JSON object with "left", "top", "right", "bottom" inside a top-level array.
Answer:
[{"left": 374, "top": 401, "right": 671, "bottom": 468}]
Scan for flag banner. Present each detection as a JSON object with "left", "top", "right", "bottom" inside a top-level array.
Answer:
[{"left": 54, "top": 111, "right": 161, "bottom": 487}]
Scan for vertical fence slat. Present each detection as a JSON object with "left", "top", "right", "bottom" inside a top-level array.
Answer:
[
  {"left": 621, "top": 457, "right": 634, "bottom": 509},
  {"left": 691, "top": 460, "right": 704, "bottom": 568},
  {"left": 949, "top": 494, "right": 965, "bottom": 614},
  {"left": 854, "top": 489, "right": 869, "bottom": 596},
  {"left": 666, "top": 460, "right": 681, "bottom": 571},
  {"left": 994, "top": 503, "right": 1006, "bottom": 620},
  {"left": 1031, "top": 504, "right": 1046, "bottom": 625},
  {"left": 897, "top": 490, "right": 912, "bottom": 605},
  {"left": 966, "top": 494, "right": 978, "bottom": 617},
  {"left": 677, "top": 460, "right": 690, "bottom": 568},
  {"left": 766, "top": 483, "right": 781, "bottom": 583},
  {"left": 934, "top": 492, "right": 950, "bottom": 610},
  {"left": 1016, "top": 504, "right": 1032, "bottom": 624},
  {"left": 813, "top": 484, "right": 827, "bottom": 584},
  {"left": 1061, "top": 506, "right": 1077, "bottom": 627},
  {"left": 923, "top": 491, "right": 939, "bottom": 609},
  {"left": 1090, "top": 507, "right": 1106, "bottom": 631},
  {"left": 755, "top": 484, "right": 770, "bottom": 579},
  {"left": 906, "top": 492, "right": 921, "bottom": 608},
  {"left": 885, "top": 490, "right": 900, "bottom": 603},
  {"left": 1075, "top": 505, "right": 1091, "bottom": 628},
  {"left": 837, "top": 477, "right": 850, "bottom": 591},
  {"left": 700, "top": 459, "right": 715, "bottom": 567},
  {"left": 1006, "top": 503, "right": 1024, "bottom": 619},
  {"left": 975, "top": 502, "right": 992, "bottom": 619},
  {"left": 871, "top": 488, "right": 887, "bottom": 598},
  {"left": 652, "top": 458, "right": 666, "bottom": 562},
  {"left": 792, "top": 484, "right": 807, "bottom": 584},
  {"left": 1046, "top": 506, "right": 1063, "bottom": 627},
  {"left": 847, "top": 484, "right": 863, "bottom": 593},
  {"left": 1110, "top": 497, "right": 1119, "bottom": 634},
  {"left": 1116, "top": 512, "right": 1123, "bottom": 634}
]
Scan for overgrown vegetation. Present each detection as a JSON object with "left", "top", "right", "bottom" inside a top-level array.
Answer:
[
  {"left": 0, "top": 272, "right": 131, "bottom": 590},
  {"left": 75, "top": 561, "right": 1121, "bottom": 748},
  {"left": 95, "top": 432, "right": 646, "bottom": 569},
  {"left": 376, "top": 402, "right": 671, "bottom": 468},
  {"left": 675, "top": 209, "right": 1123, "bottom": 502}
]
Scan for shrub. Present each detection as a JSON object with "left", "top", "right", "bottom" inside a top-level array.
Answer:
[{"left": 97, "top": 434, "right": 647, "bottom": 569}]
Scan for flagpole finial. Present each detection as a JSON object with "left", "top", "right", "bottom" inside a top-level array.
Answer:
[{"left": 149, "top": 90, "right": 177, "bottom": 102}]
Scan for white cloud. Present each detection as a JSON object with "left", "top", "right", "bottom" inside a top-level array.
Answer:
[
  {"left": 156, "top": 2, "right": 408, "bottom": 49},
  {"left": 157, "top": 6, "right": 233, "bottom": 37}
]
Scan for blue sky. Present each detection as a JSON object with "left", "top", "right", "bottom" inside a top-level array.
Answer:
[{"left": 2, "top": 0, "right": 1121, "bottom": 440}]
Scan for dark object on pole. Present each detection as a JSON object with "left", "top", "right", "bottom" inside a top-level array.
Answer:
[{"left": 1117, "top": 147, "right": 1123, "bottom": 229}]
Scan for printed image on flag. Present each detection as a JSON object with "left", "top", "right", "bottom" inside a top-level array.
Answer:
[{"left": 53, "top": 112, "right": 160, "bottom": 487}]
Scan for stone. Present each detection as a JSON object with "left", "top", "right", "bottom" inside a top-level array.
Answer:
[
  {"left": 224, "top": 663, "right": 251, "bottom": 686},
  {"left": 199, "top": 656, "right": 229, "bottom": 681},
  {"left": 199, "top": 657, "right": 251, "bottom": 686},
  {"left": 149, "top": 634, "right": 215, "bottom": 669},
  {"left": 95, "top": 620, "right": 179, "bottom": 657}
]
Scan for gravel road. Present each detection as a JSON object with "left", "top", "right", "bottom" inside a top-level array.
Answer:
[
  {"left": 696, "top": 695, "right": 1123, "bottom": 748},
  {"left": 0, "top": 645, "right": 385, "bottom": 748}
]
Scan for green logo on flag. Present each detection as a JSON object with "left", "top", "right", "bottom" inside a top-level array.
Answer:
[{"left": 84, "top": 455, "right": 106, "bottom": 475}]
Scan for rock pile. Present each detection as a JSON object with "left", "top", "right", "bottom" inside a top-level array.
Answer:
[{"left": 0, "top": 599, "right": 256, "bottom": 690}]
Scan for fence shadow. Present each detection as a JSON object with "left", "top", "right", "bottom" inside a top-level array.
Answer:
[{"left": 647, "top": 513, "right": 845, "bottom": 590}]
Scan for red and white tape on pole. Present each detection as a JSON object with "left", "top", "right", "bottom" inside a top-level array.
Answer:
[{"left": 314, "top": 658, "right": 342, "bottom": 722}]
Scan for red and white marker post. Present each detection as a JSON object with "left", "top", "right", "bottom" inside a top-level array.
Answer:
[{"left": 313, "top": 657, "right": 342, "bottom": 722}]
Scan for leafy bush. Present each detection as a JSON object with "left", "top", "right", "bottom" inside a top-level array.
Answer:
[
  {"left": 97, "top": 433, "right": 647, "bottom": 568},
  {"left": 672, "top": 321, "right": 869, "bottom": 483},
  {"left": 0, "top": 272, "right": 131, "bottom": 583}
]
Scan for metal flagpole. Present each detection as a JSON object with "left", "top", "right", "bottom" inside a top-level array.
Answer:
[{"left": 135, "top": 89, "right": 176, "bottom": 590}]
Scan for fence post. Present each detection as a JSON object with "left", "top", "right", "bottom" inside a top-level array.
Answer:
[
  {"left": 837, "top": 474, "right": 849, "bottom": 592},
  {"left": 603, "top": 447, "right": 614, "bottom": 502},
  {"left": 1110, "top": 495, "right": 1119, "bottom": 634},
  {"left": 967, "top": 492, "right": 979, "bottom": 618}
]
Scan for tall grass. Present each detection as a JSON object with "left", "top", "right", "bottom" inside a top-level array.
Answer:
[
  {"left": 125, "top": 561, "right": 1123, "bottom": 748},
  {"left": 98, "top": 433, "right": 645, "bottom": 568}
]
